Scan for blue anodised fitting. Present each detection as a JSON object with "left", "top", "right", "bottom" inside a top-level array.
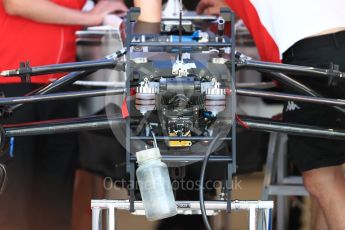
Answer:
[
  {"left": 170, "top": 31, "right": 200, "bottom": 43},
  {"left": 9, "top": 137, "right": 15, "bottom": 158}
]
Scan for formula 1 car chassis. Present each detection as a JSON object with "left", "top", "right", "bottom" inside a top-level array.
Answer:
[{"left": 1, "top": 7, "right": 345, "bottom": 230}]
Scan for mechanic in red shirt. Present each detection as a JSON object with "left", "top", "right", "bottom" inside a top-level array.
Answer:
[
  {"left": 0, "top": 0, "right": 127, "bottom": 229},
  {"left": 0, "top": 0, "right": 127, "bottom": 83}
]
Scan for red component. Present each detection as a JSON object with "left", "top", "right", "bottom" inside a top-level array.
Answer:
[
  {"left": 209, "top": 22, "right": 231, "bottom": 36},
  {"left": 236, "top": 115, "right": 250, "bottom": 129},
  {"left": 121, "top": 97, "right": 129, "bottom": 119},
  {"left": 130, "top": 88, "right": 136, "bottom": 96},
  {"left": 272, "top": 80, "right": 280, "bottom": 88},
  {"left": 272, "top": 113, "right": 283, "bottom": 121},
  {"left": 225, "top": 88, "right": 232, "bottom": 96}
]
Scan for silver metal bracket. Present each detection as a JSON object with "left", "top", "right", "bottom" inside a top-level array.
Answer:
[{"left": 91, "top": 199, "right": 274, "bottom": 230}]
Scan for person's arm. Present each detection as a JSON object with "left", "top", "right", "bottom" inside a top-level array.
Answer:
[
  {"left": 196, "top": 0, "right": 228, "bottom": 15},
  {"left": 3, "top": 0, "right": 128, "bottom": 26},
  {"left": 134, "top": 0, "right": 161, "bottom": 23}
]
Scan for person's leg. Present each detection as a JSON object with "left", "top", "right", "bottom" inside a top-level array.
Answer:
[
  {"left": 28, "top": 132, "right": 77, "bottom": 230},
  {"left": 310, "top": 196, "right": 328, "bottom": 230},
  {"left": 28, "top": 97, "right": 78, "bottom": 230},
  {"left": 0, "top": 84, "right": 37, "bottom": 230},
  {"left": 0, "top": 136, "right": 34, "bottom": 230},
  {"left": 282, "top": 33, "right": 345, "bottom": 230},
  {"left": 303, "top": 165, "right": 345, "bottom": 229},
  {"left": 71, "top": 170, "right": 105, "bottom": 230}
]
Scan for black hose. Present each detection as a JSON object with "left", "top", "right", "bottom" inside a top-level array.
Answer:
[{"left": 199, "top": 132, "right": 222, "bottom": 230}]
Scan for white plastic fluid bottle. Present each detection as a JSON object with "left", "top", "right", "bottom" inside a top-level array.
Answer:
[{"left": 136, "top": 147, "right": 177, "bottom": 221}]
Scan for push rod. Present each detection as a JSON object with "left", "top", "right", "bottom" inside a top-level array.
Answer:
[
  {"left": 238, "top": 59, "right": 345, "bottom": 79},
  {"left": 0, "top": 49, "right": 127, "bottom": 77},
  {"left": 4, "top": 115, "right": 123, "bottom": 137},
  {"left": 260, "top": 71, "right": 319, "bottom": 97},
  {"left": 10, "top": 70, "right": 95, "bottom": 111},
  {"left": 236, "top": 89, "right": 345, "bottom": 107},
  {"left": 0, "top": 89, "right": 125, "bottom": 105},
  {"left": 0, "top": 59, "right": 124, "bottom": 77},
  {"left": 238, "top": 116, "right": 345, "bottom": 140},
  {"left": 237, "top": 62, "right": 345, "bottom": 114}
]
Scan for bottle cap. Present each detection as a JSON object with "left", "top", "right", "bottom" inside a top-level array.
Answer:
[{"left": 136, "top": 147, "right": 161, "bottom": 164}]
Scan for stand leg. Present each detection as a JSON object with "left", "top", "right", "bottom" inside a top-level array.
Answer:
[
  {"left": 249, "top": 207, "right": 256, "bottom": 230},
  {"left": 107, "top": 207, "right": 115, "bottom": 230},
  {"left": 130, "top": 162, "right": 135, "bottom": 212},
  {"left": 92, "top": 207, "right": 102, "bottom": 230},
  {"left": 226, "top": 162, "right": 233, "bottom": 212},
  {"left": 262, "top": 132, "right": 278, "bottom": 200}
]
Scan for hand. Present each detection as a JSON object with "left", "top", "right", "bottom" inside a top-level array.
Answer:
[
  {"left": 196, "top": 0, "right": 228, "bottom": 16},
  {"left": 88, "top": 0, "right": 128, "bottom": 25}
]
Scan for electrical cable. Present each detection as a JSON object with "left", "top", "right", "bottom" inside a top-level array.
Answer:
[
  {"left": 151, "top": 130, "right": 158, "bottom": 148},
  {"left": 149, "top": 122, "right": 158, "bottom": 148},
  {"left": 199, "top": 132, "right": 222, "bottom": 230}
]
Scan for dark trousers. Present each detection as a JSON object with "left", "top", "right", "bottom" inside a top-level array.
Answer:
[
  {"left": 282, "top": 31, "right": 345, "bottom": 172},
  {"left": 0, "top": 84, "right": 78, "bottom": 230}
]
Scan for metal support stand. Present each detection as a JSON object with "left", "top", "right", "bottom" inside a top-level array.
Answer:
[
  {"left": 129, "top": 162, "right": 135, "bottom": 213},
  {"left": 261, "top": 132, "right": 308, "bottom": 230},
  {"left": 91, "top": 200, "right": 274, "bottom": 230},
  {"left": 226, "top": 161, "right": 233, "bottom": 212},
  {"left": 92, "top": 207, "right": 103, "bottom": 230}
]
